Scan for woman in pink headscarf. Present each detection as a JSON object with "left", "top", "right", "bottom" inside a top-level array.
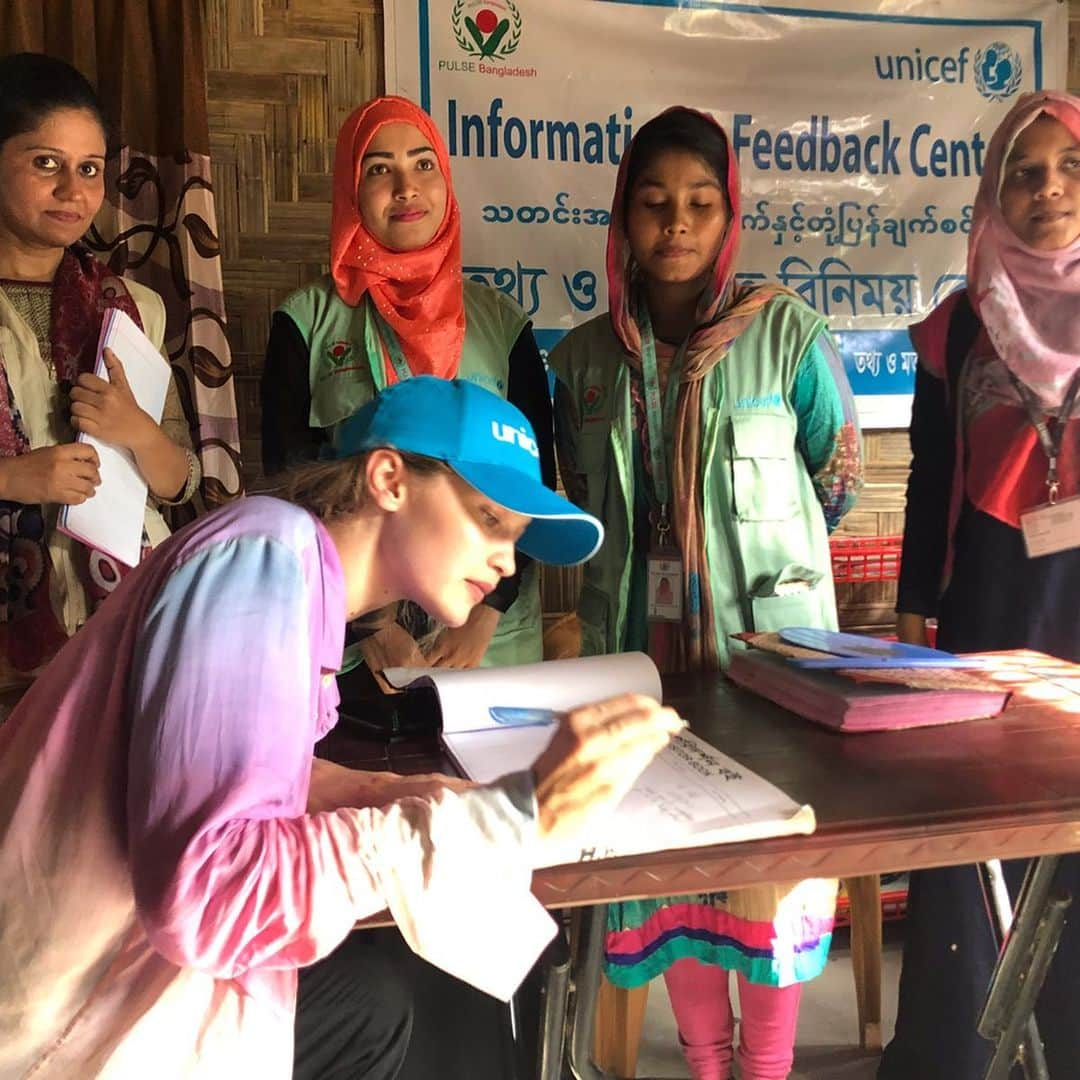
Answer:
[
  {"left": 882, "top": 92, "right": 1080, "bottom": 1080},
  {"left": 551, "top": 105, "right": 864, "bottom": 1080}
]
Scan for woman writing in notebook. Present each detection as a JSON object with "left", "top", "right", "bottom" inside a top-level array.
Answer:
[
  {"left": 0, "top": 375, "right": 682, "bottom": 1079},
  {"left": 550, "top": 106, "right": 862, "bottom": 1080},
  {"left": 262, "top": 95, "right": 553, "bottom": 673},
  {"left": 881, "top": 91, "right": 1080, "bottom": 1080},
  {"left": 0, "top": 53, "right": 198, "bottom": 692}
]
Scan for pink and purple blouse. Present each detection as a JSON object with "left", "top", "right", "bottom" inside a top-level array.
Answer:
[{"left": 0, "top": 496, "right": 553, "bottom": 1078}]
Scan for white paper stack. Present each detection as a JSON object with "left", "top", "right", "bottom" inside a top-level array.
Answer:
[{"left": 58, "top": 309, "right": 171, "bottom": 566}]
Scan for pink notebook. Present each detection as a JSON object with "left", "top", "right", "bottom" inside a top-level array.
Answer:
[{"left": 726, "top": 648, "right": 1011, "bottom": 732}]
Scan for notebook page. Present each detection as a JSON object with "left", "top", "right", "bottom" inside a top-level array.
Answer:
[
  {"left": 385, "top": 651, "right": 663, "bottom": 735},
  {"left": 442, "top": 725, "right": 816, "bottom": 867}
]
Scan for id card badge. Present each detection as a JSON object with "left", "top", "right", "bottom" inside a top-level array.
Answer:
[
  {"left": 647, "top": 553, "right": 683, "bottom": 622},
  {"left": 1020, "top": 495, "right": 1080, "bottom": 558}
]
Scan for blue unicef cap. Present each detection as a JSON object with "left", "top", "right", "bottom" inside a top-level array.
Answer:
[{"left": 333, "top": 377, "right": 603, "bottom": 566}]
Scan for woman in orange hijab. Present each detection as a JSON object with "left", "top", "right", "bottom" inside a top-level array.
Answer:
[
  {"left": 262, "top": 100, "right": 555, "bottom": 1079},
  {"left": 262, "top": 96, "right": 553, "bottom": 677}
]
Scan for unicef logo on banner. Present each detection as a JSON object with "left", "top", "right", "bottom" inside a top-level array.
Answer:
[
  {"left": 452, "top": 0, "right": 523, "bottom": 60},
  {"left": 974, "top": 42, "right": 1022, "bottom": 102},
  {"left": 872, "top": 42, "right": 1023, "bottom": 102}
]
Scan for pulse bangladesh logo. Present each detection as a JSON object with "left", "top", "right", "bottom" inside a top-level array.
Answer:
[
  {"left": 452, "top": 0, "right": 522, "bottom": 60},
  {"left": 974, "top": 42, "right": 1022, "bottom": 102},
  {"left": 327, "top": 340, "right": 353, "bottom": 367}
]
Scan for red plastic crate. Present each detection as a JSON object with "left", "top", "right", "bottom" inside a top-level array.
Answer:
[
  {"left": 829, "top": 535, "right": 903, "bottom": 584},
  {"left": 833, "top": 876, "right": 909, "bottom": 928}
]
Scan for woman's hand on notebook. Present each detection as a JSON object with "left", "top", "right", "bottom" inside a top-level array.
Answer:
[
  {"left": 531, "top": 693, "right": 685, "bottom": 843},
  {"left": 70, "top": 348, "right": 157, "bottom": 453},
  {"left": 0, "top": 442, "right": 101, "bottom": 505},
  {"left": 306, "top": 758, "right": 474, "bottom": 814}
]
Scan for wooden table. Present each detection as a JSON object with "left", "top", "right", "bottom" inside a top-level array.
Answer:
[
  {"left": 325, "top": 650, "right": 1080, "bottom": 901},
  {"left": 548, "top": 656, "right": 1080, "bottom": 897},
  {"left": 323, "top": 650, "right": 1080, "bottom": 1077}
]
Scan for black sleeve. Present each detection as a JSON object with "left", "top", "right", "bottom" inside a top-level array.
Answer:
[
  {"left": 486, "top": 325, "right": 554, "bottom": 613},
  {"left": 895, "top": 361, "right": 955, "bottom": 617},
  {"left": 507, "top": 324, "right": 556, "bottom": 489},
  {"left": 261, "top": 312, "right": 328, "bottom": 476}
]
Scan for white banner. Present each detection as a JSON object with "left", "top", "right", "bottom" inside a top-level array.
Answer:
[{"left": 386, "top": 0, "right": 1067, "bottom": 427}]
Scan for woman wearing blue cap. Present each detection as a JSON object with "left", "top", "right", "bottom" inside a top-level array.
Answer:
[{"left": 0, "top": 377, "right": 681, "bottom": 1079}]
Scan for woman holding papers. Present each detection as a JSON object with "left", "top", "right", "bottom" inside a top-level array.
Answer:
[
  {"left": 881, "top": 92, "right": 1080, "bottom": 1080},
  {"left": 261, "top": 94, "right": 553, "bottom": 672},
  {"left": 0, "top": 54, "right": 199, "bottom": 694},
  {"left": 550, "top": 107, "right": 862, "bottom": 1080},
  {"left": 0, "top": 375, "right": 684, "bottom": 1079}
]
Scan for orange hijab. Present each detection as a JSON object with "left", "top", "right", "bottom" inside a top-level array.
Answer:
[{"left": 330, "top": 96, "right": 464, "bottom": 381}]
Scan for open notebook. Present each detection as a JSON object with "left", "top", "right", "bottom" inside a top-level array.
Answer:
[{"left": 385, "top": 653, "right": 816, "bottom": 868}]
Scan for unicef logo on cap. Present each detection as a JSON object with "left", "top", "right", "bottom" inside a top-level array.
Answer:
[{"left": 974, "top": 42, "right": 1022, "bottom": 102}]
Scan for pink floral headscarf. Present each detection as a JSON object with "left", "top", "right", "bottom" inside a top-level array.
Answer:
[{"left": 969, "top": 91, "right": 1080, "bottom": 409}]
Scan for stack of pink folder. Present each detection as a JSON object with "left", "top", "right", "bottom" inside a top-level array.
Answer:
[{"left": 726, "top": 647, "right": 1011, "bottom": 732}]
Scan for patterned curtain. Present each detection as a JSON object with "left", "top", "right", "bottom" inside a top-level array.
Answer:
[{"left": 0, "top": 0, "right": 244, "bottom": 516}]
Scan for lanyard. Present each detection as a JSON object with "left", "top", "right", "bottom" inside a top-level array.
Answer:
[
  {"left": 1007, "top": 368, "right": 1080, "bottom": 505},
  {"left": 367, "top": 300, "right": 413, "bottom": 382},
  {"left": 636, "top": 298, "right": 686, "bottom": 540}
]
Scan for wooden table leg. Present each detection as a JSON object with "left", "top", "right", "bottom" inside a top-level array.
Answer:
[
  {"left": 844, "top": 874, "right": 883, "bottom": 1051},
  {"left": 592, "top": 977, "right": 650, "bottom": 1078}
]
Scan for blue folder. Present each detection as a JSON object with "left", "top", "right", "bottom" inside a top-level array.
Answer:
[{"left": 778, "top": 628, "right": 991, "bottom": 670}]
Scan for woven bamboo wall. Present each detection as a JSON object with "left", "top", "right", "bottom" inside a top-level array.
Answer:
[
  {"left": 204, "top": 0, "right": 384, "bottom": 476},
  {"left": 204, "top": 2, "right": 1080, "bottom": 627}
]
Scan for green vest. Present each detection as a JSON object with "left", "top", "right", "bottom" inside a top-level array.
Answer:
[
  {"left": 549, "top": 294, "right": 838, "bottom": 666},
  {"left": 277, "top": 277, "right": 542, "bottom": 667}
]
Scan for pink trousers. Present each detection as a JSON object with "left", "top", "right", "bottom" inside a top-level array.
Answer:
[{"left": 663, "top": 957, "right": 803, "bottom": 1080}]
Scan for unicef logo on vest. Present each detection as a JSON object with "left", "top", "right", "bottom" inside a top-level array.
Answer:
[{"left": 974, "top": 42, "right": 1022, "bottom": 102}]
